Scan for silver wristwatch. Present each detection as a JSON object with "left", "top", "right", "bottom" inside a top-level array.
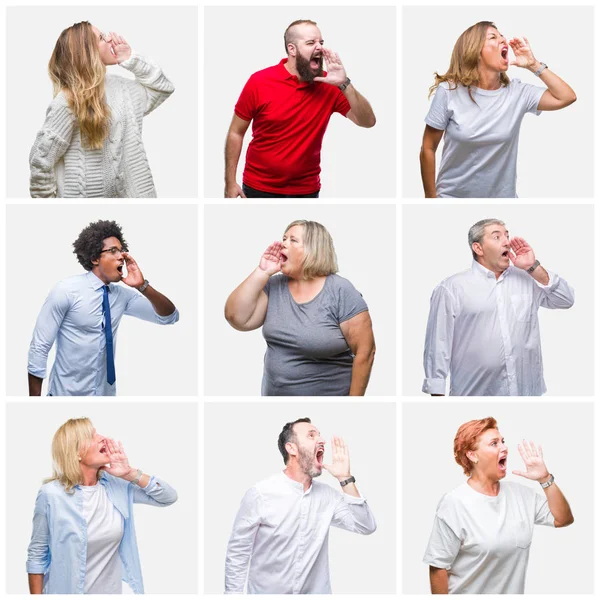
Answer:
[
  {"left": 137, "top": 279, "right": 150, "bottom": 293},
  {"left": 540, "top": 474, "right": 555, "bottom": 489},
  {"left": 131, "top": 469, "right": 143, "bottom": 486},
  {"left": 534, "top": 63, "right": 548, "bottom": 77},
  {"left": 527, "top": 260, "right": 540, "bottom": 273}
]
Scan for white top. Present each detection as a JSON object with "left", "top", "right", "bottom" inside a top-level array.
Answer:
[
  {"left": 225, "top": 472, "right": 377, "bottom": 594},
  {"left": 423, "top": 481, "right": 555, "bottom": 594},
  {"left": 425, "top": 79, "right": 546, "bottom": 198},
  {"left": 80, "top": 484, "right": 124, "bottom": 594},
  {"left": 423, "top": 260, "right": 574, "bottom": 396}
]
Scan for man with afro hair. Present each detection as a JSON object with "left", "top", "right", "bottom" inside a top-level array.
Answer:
[{"left": 28, "top": 220, "right": 179, "bottom": 396}]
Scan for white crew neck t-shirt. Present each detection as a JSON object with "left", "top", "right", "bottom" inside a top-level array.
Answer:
[
  {"left": 425, "top": 79, "right": 546, "bottom": 198},
  {"left": 423, "top": 480, "right": 555, "bottom": 594},
  {"left": 80, "top": 484, "right": 124, "bottom": 594}
]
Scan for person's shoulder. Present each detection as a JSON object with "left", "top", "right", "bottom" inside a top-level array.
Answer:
[
  {"left": 45, "top": 92, "right": 75, "bottom": 119},
  {"left": 267, "top": 274, "right": 288, "bottom": 290},
  {"left": 38, "top": 479, "right": 66, "bottom": 498},
  {"left": 434, "top": 482, "right": 469, "bottom": 516},
  {"left": 502, "top": 480, "right": 538, "bottom": 498},
  {"left": 248, "top": 63, "right": 282, "bottom": 82},
  {"left": 434, "top": 268, "right": 472, "bottom": 291},
  {"left": 327, "top": 273, "right": 356, "bottom": 291}
]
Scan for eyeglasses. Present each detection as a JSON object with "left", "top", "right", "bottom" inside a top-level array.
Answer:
[{"left": 100, "top": 247, "right": 126, "bottom": 257}]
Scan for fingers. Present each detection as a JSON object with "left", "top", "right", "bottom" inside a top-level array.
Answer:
[
  {"left": 240, "top": 189, "right": 247, "bottom": 198},
  {"left": 517, "top": 442, "right": 528, "bottom": 464}
]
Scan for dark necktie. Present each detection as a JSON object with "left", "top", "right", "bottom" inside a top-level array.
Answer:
[{"left": 102, "top": 285, "right": 116, "bottom": 385}]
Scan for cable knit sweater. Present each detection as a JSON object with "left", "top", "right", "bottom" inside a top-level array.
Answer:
[{"left": 29, "top": 54, "right": 174, "bottom": 198}]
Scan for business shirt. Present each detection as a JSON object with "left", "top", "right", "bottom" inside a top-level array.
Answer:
[
  {"left": 26, "top": 472, "right": 178, "bottom": 594},
  {"left": 28, "top": 271, "right": 179, "bottom": 396},
  {"left": 423, "top": 260, "right": 574, "bottom": 396},
  {"left": 225, "top": 472, "right": 377, "bottom": 594}
]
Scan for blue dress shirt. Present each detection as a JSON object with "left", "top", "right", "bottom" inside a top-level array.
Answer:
[
  {"left": 28, "top": 271, "right": 179, "bottom": 396},
  {"left": 26, "top": 472, "right": 178, "bottom": 594}
]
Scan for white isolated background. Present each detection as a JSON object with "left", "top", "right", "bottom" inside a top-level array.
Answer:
[
  {"left": 402, "top": 204, "right": 594, "bottom": 396},
  {"left": 204, "top": 204, "right": 396, "bottom": 396},
  {"left": 401, "top": 5, "right": 593, "bottom": 198},
  {"left": 204, "top": 5, "right": 396, "bottom": 198},
  {"left": 402, "top": 401, "right": 594, "bottom": 594},
  {"left": 5, "top": 401, "right": 198, "bottom": 594},
  {"left": 204, "top": 401, "right": 396, "bottom": 594},
  {"left": 6, "top": 204, "right": 198, "bottom": 396},
  {"left": 6, "top": 5, "right": 198, "bottom": 198}
]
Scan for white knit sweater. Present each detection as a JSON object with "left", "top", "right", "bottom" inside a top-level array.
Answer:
[{"left": 29, "top": 54, "right": 174, "bottom": 198}]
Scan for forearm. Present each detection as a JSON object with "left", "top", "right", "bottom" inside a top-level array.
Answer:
[
  {"left": 225, "top": 268, "right": 269, "bottom": 328},
  {"left": 340, "top": 480, "right": 360, "bottom": 499},
  {"left": 543, "top": 479, "right": 574, "bottom": 527},
  {"left": 120, "top": 467, "right": 150, "bottom": 488},
  {"left": 343, "top": 84, "right": 376, "bottom": 127},
  {"left": 429, "top": 566, "right": 449, "bottom": 594},
  {"left": 28, "top": 373, "right": 43, "bottom": 397},
  {"left": 225, "top": 131, "right": 244, "bottom": 186},
  {"left": 28, "top": 573, "right": 44, "bottom": 594},
  {"left": 140, "top": 285, "right": 176, "bottom": 317},
  {"left": 349, "top": 350, "right": 375, "bottom": 396},
  {"left": 420, "top": 147, "right": 437, "bottom": 198},
  {"left": 533, "top": 62, "right": 576, "bottom": 105},
  {"left": 528, "top": 263, "right": 550, "bottom": 286}
]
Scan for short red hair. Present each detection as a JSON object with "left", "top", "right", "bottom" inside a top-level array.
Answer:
[{"left": 454, "top": 417, "right": 498, "bottom": 476}]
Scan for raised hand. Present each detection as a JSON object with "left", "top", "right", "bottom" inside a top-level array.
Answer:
[
  {"left": 508, "top": 236, "right": 536, "bottom": 270},
  {"left": 258, "top": 242, "right": 283, "bottom": 276},
  {"left": 101, "top": 438, "right": 132, "bottom": 478},
  {"left": 121, "top": 252, "right": 145, "bottom": 288},
  {"left": 509, "top": 36, "right": 537, "bottom": 70},
  {"left": 313, "top": 48, "right": 348, "bottom": 87},
  {"left": 512, "top": 439, "right": 551, "bottom": 483},
  {"left": 323, "top": 435, "right": 351, "bottom": 480},
  {"left": 110, "top": 32, "right": 132, "bottom": 64}
]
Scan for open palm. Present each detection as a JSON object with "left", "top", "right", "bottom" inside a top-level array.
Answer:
[
  {"left": 512, "top": 439, "right": 550, "bottom": 482},
  {"left": 259, "top": 242, "right": 283, "bottom": 276}
]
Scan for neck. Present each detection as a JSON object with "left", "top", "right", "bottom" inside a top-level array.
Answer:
[
  {"left": 80, "top": 464, "right": 99, "bottom": 486},
  {"left": 283, "top": 57, "right": 301, "bottom": 79},
  {"left": 477, "top": 66, "right": 502, "bottom": 91},
  {"left": 468, "top": 473, "right": 500, "bottom": 496},
  {"left": 477, "top": 259, "right": 504, "bottom": 280},
  {"left": 283, "top": 463, "right": 312, "bottom": 492},
  {"left": 91, "top": 267, "right": 110, "bottom": 285},
  {"left": 288, "top": 275, "right": 325, "bottom": 288}
]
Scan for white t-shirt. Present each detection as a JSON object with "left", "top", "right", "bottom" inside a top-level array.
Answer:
[
  {"left": 423, "top": 480, "right": 555, "bottom": 594},
  {"left": 81, "top": 484, "right": 124, "bottom": 594},
  {"left": 425, "top": 79, "right": 546, "bottom": 198}
]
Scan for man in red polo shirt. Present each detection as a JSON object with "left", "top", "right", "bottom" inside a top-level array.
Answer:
[{"left": 224, "top": 19, "right": 376, "bottom": 198}]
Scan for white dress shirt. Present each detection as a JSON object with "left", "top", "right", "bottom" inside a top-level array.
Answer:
[
  {"left": 423, "top": 260, "right": 574, "bottom": 396},
  {"left": 225, "top": 472, "right": 377, "bottom": 594},
  {"left": 28, "top": 271, "right": 179, "bottom": 396}
]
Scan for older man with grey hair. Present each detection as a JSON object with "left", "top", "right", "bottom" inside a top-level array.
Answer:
[{"left": 422, "top": 218, "right": 574, "bottom": 396}]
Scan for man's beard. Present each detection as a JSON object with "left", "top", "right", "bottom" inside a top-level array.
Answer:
[
  {"left": 298, "top": 445, "right": 322, "bottom": 478},
  {"left": 296, "top": 52, "right": 324, "bottom": 83}
]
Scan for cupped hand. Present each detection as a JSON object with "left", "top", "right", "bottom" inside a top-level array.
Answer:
[
  {"left": 508, "top": 236, "right": 536, "bottom": 270},
  {"left": 259, "top": 242, "right": 283, "bottom": 276},
  {"left": 313, "top": 48, "right": 348, "bottom": 86},
  {"left": 110, "top": 32, "right": 132, "bottom": 64},
  {"left": 509, "top": 36, "right": 537, "bottom": 69},
  {"left": 323, "top": 435, "right": 351, "bottom": 480},
  {"left": 100, "top": 438, "right": 132, "bottom": 478},
  {"left": 121, "top": 252, "right": 145, "bottom": 288},
  {"left": 512, "top": 439, "right": 551, "bottom": 483}
]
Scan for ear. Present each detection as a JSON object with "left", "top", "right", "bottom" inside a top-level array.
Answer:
[
  {"left": 287, "top": 43, "right": 297, "bottom": 57},
  {"left": 91, "top": 255, "right": 100, "bottom": 266},
  {"left": 286, "top": 441, "right": 298, "bottom": 458},
  {"left": 466, "top": 450, "right": 478, "bottom": 465},
  {"left": 472, "top": 242, "right": 484, "bottom": 258}
]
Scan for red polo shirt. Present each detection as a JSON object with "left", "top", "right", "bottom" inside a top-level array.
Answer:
[{"left": 234, "top": 59, "right": 351, "bottom": 195}]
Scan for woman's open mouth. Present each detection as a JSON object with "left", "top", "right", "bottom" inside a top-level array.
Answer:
[
  {"left": 280, "top": 253, "right": 288, "bottom": 263},
  {"left": 501, "top": 47, "right": 509, "bottom": 61},
  {"left": 498, "top": 456, "right": 507, "bottom": 470}
]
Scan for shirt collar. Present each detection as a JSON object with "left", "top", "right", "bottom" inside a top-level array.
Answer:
[
  {"left": 87, "top": 270, "right": 109, "bottom": 291},
  {"left": 471, "top": 259, "right": 512, "bottom": 282},
  {"left": 277, "top": 58, "right": 314, "bottom": 89},
  {"left": 280, "top": 471, "right": 313, "bottom": 494}
]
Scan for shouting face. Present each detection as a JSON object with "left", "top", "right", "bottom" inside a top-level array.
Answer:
[
  {"left": 289, "top": 421, "right": 325, "bottom": 478},
  {"left": 92, "top": 236, "right": 126, "bottom": 284},
  {"left": 479, "top": 26, "right": 509, "bottom": 73},
  {"left": 289, "top": 23, "right": 324, "bottom": 82}
]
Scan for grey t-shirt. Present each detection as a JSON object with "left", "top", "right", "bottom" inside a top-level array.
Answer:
[
  {"left": 261, "top": 273, "right": 368, "bottom": 396},
  {"left": 425, "top": 79, "right": 546, "bottom": 198}
]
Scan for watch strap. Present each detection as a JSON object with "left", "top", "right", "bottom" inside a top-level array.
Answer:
[
  {"left": 137, "top": 279, "right": 150, "bottom": 293},
  {"left": 527, "top": 260, "right": 540, "bottom": 273},
  {"left": 131, "top": 468, "right": 143, "bottom": 486},
  {"left": 534, "top": 63, "right": 548, "bottom": 77},
  {"left": 540, "top": 473, "right": 555, "bottom": 489},
  {"left": 338, "top": 77, "right": 351, "bottom": 92},
  {"left": 339, "top": 476, "right": 356, "bottom": 487}
]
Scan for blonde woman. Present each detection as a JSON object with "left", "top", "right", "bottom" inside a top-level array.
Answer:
[
  {"left": 225, "top": 220, "right": 375, "bottom": 396},
  {"left": 420, "top": 21, "right": 576, "bottom": 198},
  {"left": 29, "top": 21, "right": 174, "bottom": 198},
  {"left": 26, "top": 418, "right": 177, "bottom": 594}
]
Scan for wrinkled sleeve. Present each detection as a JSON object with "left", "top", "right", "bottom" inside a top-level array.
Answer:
[
  {"left": 119, "top": 53, "right": 175, "bottom": 116},
  {"left": 332, "top": 87, "right": 351, "bottom": 117},
  {"left": 519, "top": 79, "right": 546, "bottom": 115},
  {"left": 225, "top": 486, "right": 262, "bottom": 594},
  {"left": 330, "top": 492, "right": 377, "bottom": 534},
  {"left": 425, "top": 85, "right": 450, "bottom": 131},
  {"left": 423, "top": 514, "right": 461, "bottom": 569},
  {"left": 131, "top": 475, "right": 178, "bottom": 506},
  {"left": 534, "top": 490, "right": 556, "bottom": 528},
  {"left": 123, "top": 287, "right": 179, "bottom": 324},
  {"left": 26, "top": 489, "right": 51, "bottom": 574},
  {"left": 29, "top": 99, "right": 74, "bottom": 198},
  {"left": 535, "top": 271, "right": 575, "bottom": 310},
  {"left": 234, "top": 74, "right": 258, "bottom": 122},
  {"left": 422, "top": 284, "right": 455, "bottom": 395},
  {"left": 28, "top": 284, "right": 71, "bottom": 379},
  {"left": 336, "top": 277, "right": 369, "bottom": 324}
]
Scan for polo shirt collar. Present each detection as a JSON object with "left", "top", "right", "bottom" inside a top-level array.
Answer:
[{"left": 277, "top": 58, "right": 313, "bottom": 89}]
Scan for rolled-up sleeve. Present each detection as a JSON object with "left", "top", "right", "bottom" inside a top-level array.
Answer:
[
  {"left": 123, "top": 290, "right": 179, "bottom": 324},
  {"left": 423, "top": 284, "right": 456, "bottom": 395},
  {"left": 132, "top": 475, "right": 178, "bottom": 506},
  {"left": 536, "top": 271, "right": 575, "bottom": 310},
  {"left": 331, "top": 493, "right": 377, "bottom": 535},
  {"left": 225, "top": 487, "right": 262, "bottom": 594},
  {"left": 28, "top": 284, "right": 71, "bottom": 378},
  {"left": 26, "top": 489, "right": 51, "bottom": 574}
]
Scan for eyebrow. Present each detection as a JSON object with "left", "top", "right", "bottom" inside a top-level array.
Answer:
[{"left": 489, "top": 229, "right": 507, "bottom": 235}]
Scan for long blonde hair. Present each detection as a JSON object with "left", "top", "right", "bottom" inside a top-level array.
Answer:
[
  {"left": 429, "top": 21, "right": 510, "bottom": 101},
  {"left": 284, "top": 220, "right": 338, "bottom": 280},
  {"left": 48, "top": 21, "right": 110, "bottom": 149},
  {"left": 44, "top": 417, "right": 99, "bottom": 493}
]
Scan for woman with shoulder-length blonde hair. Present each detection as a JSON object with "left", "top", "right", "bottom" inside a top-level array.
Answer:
[
  {"left": 26, "top": 417, "right": 177, "bottom": 594},
  {"left": 225, "top": 219, "right": 376, "bottom": 396},
  {"left": 423, "top": 417, "right": 574, "bottom": 594},
  {"left": 420, "top": 21, "right": 576, "bottom": 198},
  {"left": 29, "top": 21, "right": 174, "bottom": 198}
]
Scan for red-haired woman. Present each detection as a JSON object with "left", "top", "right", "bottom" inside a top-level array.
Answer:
[{"left": 423, "top": 417, "right": 573, "bottom": 594}]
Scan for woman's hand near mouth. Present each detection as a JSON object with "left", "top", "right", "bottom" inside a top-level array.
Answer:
[
  {"left": 508, "top": 36, "right": 537, "bottom": 70},
  {"left": 511, "top": 439, "right": 551, "bottom": 482},
  {"left": 110, "top": 32, "right": 132, "bottom": 65},
  {"left": 259, "top": 242, "right": 284, "bottom": 276}
]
